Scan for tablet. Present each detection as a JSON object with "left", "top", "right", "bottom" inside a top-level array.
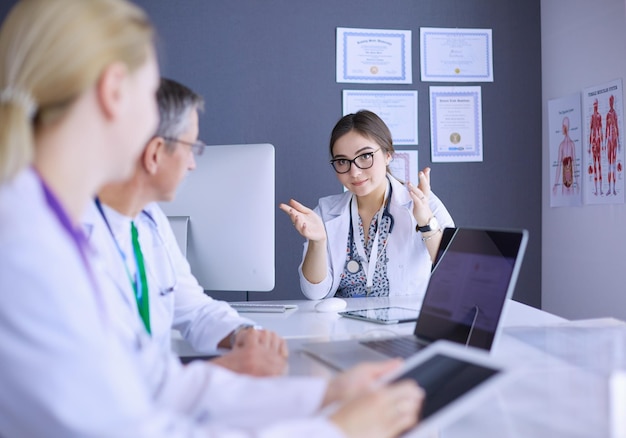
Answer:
[
  {"left": 339, "top": 306, "right": 419, "bottom": 324},
  {"left": 377, "top": 340, "right": 510, "bottom": 436}
]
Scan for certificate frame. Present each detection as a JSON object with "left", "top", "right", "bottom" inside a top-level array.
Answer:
[
  {"left": 389, "top": 150, "right": 418, "bottom": 186},
  {"left": 342, "top": 89, "right": 418, "bottom": 145},
  {"left": 430, "top": 86, "right": 483, "bottom": 163},
  {"left": 337, "top": 27, "right": 412, "bottom": 84},
  {"left": 421, "top": 27, "right": 493, "bottom": 82}
]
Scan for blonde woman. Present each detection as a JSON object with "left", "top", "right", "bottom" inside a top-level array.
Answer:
[{"left": 0, "top": 1, "right": 423, "bottom": 437}]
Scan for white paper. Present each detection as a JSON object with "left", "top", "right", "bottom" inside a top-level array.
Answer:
[
  {"left": 548, "top": 93, "right": 583, "bottom": 207},
  {"left": 421, "top": 27, "right": 493, "bottom": 82},
  {"left": 582, "top": 78, "right": 625, "bottom": 205},
  {"left": 343, "top": 90, "right": 418, "bottom": 145},
  {"left": 389, "top": 150, "right": 418, "bottom": 186},
  {"left": 429, "top": 86, "right": 483, "bottom": 163},
  {"left": 336, "top": 27, "right": 412, "bottom": 84}
]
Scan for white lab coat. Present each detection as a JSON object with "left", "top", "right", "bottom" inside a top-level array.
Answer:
[
  {"left": 0, "top": 169, "right": 344, "bottom": 437},
  {"left": 299, "top": 176, "right": 454, "bottom": 300},
  {"left": 82, "top": 201, "right": 253, "bottom": 353}
]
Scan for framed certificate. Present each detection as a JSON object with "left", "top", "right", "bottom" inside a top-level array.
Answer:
[
  {"left": 343, "top": 89, "right": 418, "bottom": 145},
  {"left": 421, "top": 28, "right": 493, "bottom": 82},
  {"left": 389, "top": 150, "right": 418, "bottom": 185},
  {"left": 337, "top": 27, "right": 412, "bottom": 84},
  {"left": 430, "top": 86, "right": 483, "bottom": 162}
]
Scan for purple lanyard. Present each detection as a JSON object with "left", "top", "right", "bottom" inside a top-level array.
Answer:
[{"left": 35, "top": 169, "right": 105, "bottom": 318}]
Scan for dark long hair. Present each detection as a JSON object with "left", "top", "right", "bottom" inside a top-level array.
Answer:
[
  {"left": 329, "top": 110, "right": 395, "bottom": 174},
  {"left": 329, "top": 110, "right": 395, "bottom": 157}
]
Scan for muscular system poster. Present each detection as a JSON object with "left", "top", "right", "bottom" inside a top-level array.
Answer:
[{"left": 582, "top": 79, "right": 624, "bottom": 205}]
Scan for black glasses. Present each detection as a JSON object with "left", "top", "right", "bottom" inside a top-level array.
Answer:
[
  {"left": 330, "top": 148, "right": 381, "bottom": 174},
  {"left": 162, "top": 137, "right": 207, "bottom": 156}
]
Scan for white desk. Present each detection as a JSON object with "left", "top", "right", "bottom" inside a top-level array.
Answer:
[
  {"left": 229, "top": 297, "right": 566, "bottom": 340},
  {"left": 173, "top": 298, "right": 619, "bottom": 437}
]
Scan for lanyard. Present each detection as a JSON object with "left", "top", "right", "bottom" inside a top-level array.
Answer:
[
  {"left": 131, "top": 222, "right": 151, "bottom": 334},
  {"left": 94, "top": 199, "right": 151, "bottom": 334},
  {"left": 349, "top": 183, "right": 390, "bottom": 294},
  {"left": 37, "top": 170, "right": 105, "bottom": 319}
]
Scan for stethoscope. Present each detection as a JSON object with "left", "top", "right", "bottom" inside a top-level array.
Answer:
[
  {"left": 345, "top": 179, "right": 395, "bottom": 294},
  {"left": 140, "top": 209, "right": 178, "bottom": 296},
  {"left": 95, "top": 199, "right": 177, "bottom": 297}
]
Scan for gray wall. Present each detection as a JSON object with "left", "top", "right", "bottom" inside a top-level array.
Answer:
[
  {"left": 541, "top": 0, "right": 626, "bottom": 320},
  {"left": 0, "top": 1, "right": 543, "bottom": 307}
]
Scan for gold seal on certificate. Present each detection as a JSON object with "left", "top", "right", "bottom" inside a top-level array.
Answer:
[
  {"left": 450, "top": 132, "right": 461, "bottom": 144},
  {"left": 370, "top": 66, "right": 379, "bottom": 75},
  {"left": 454, "top": 68, "right": 461, "bottom": 74}
]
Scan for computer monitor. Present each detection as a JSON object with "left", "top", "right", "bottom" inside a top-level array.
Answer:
[{"left": 159, "top": 143, "right": 275, "bottom": 292}]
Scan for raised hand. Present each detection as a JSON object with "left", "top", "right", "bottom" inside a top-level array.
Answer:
[
  {"left": 407, "top": 167, "right": 434, "bottom": 227},
  {"left": 279, "top": 199, "right": 327, "bottom": 243}
]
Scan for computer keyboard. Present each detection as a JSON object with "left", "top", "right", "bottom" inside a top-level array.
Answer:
[
  {"left": 360, "top": 336, "right": 427, "bottom": 359},
  {"left": 229, "top": 303, "right": 299, "bottom": 313}
]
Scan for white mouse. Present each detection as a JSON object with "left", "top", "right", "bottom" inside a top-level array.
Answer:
[{"left": 315, "top": 297, "right": 347, "bottom": 313}]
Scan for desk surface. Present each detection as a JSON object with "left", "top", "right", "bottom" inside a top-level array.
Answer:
[
  {"left": 231, "top": 297, "right": 567, "bottom": 340},
  {"left": 173, "top": 298, "right": 616, "bottom": 438}
]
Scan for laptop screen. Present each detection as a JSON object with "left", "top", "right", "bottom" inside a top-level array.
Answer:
[{"left": 414, "top": 228, "right": 527, "bottom": 350}]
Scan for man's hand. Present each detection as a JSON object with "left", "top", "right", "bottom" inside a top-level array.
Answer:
[{"left": 210, "top": 329, "right": 288, "bottom": 377}]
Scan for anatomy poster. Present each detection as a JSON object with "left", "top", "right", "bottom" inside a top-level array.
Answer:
[
  {"left": 582, "top": 79, "right": 625, "bottom": 205},
  {"left": 548, "top": 93, "right": 583, "bottom": 207}
]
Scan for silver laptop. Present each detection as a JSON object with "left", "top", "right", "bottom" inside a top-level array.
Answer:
[{"left": 302, "top": 227, "right": 529, "bottom": 370}]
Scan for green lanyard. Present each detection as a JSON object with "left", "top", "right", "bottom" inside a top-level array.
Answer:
[{"left": 131, "top": 221, "right": 151, "bottom": 335}]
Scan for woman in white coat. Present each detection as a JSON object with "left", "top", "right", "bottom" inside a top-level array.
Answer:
[
  {"left": 0, "top": 1, "right": 423, "bottom": 437},
  {"left": 281, "top": 110, "right": 454, "bottom": 300}
]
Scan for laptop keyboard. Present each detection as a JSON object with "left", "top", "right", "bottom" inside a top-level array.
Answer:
[{"left": 360, "top": 336, "right": 428, "bottom": 359}]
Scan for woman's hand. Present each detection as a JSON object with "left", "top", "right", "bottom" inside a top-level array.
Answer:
[
  {"left": 407, "top": 167, "right": 434, "bottom": 227},
  {"left": 279, "top": 199, "right": 327, "bottom": 243},
  {"left": 321, "top": 359, "right": 403, "bottom": 406},
  {"left": 330, "top": 379, "right": 424, "bottom": 438}
]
